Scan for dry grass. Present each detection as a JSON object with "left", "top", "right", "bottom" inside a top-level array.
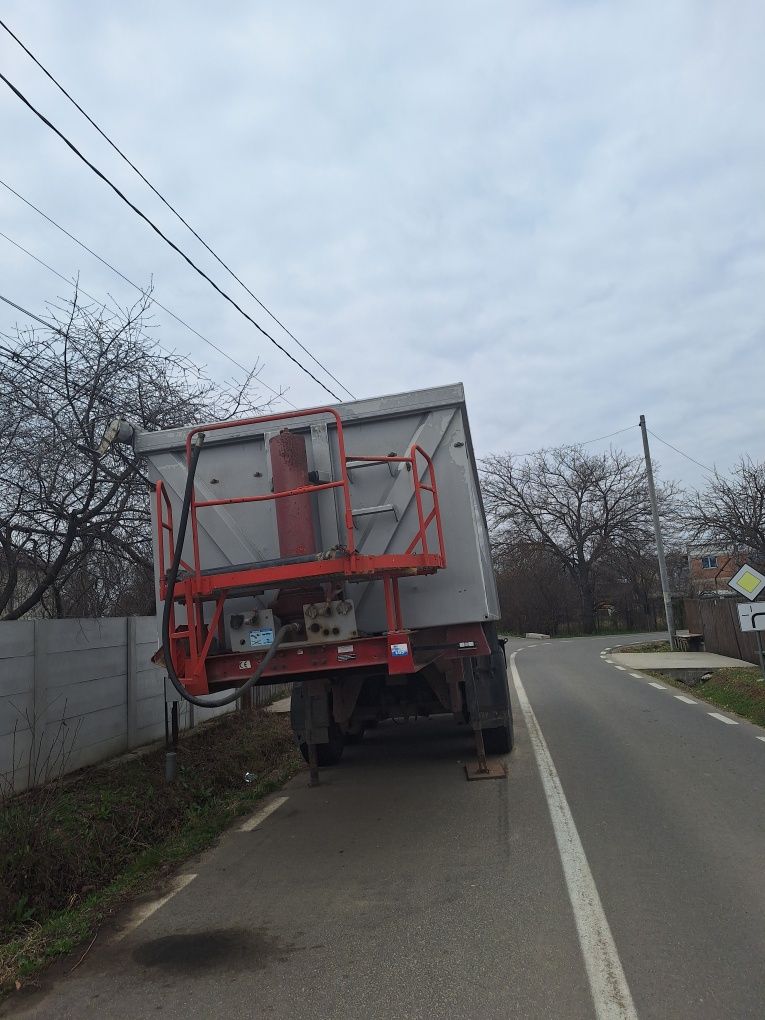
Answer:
[
  {"left": 0, "top": 709, "right": 301, "bottom": 993},
  {"left": 615, "top": 640, "right": 673, "bottom": 653}
]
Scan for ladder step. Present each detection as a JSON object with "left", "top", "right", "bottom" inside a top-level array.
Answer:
[{"left": 352, "top": 504, "right": 398, "bottom": 523}]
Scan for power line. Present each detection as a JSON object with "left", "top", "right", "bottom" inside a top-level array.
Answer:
[
  {"left": 0, "top": 19, "right": 355, "bottom": 400},
  {"left": 647, "top": 428, "right": 714, "bottom": 474},
  {"left": 0, "top": 292, "right": 54, "bottom": 331},
  {"left": 0, "top": 301, "right": 120, "bottom": 409},
  {"left": 0, "top": 292, "right": 246, "bottom": 412},
  {"left": 0, "top": 227, "right": 205, "bottom": 377},
  {"left": 581, "top": 425, "right": 637, "bottom": 446},
  {"left": 0, "top": 71, "right": 342, "bottom": 401},
  {"left": 0, "top": 224, "right": 292, "bottom": 406},
  {"left": 0, "top": 177, "right": 291, "bottom": 401},
  {"left": 510, "top": 424, "right": 638, "bottom": 457}
]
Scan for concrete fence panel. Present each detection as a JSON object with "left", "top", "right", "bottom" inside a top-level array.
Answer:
[{"left": 0, "top": 616, "right": 289, "bottom": 793}]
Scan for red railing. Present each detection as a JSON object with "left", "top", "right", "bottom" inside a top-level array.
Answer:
[
  {"left": 156, "top": 407, "right": 445, "bottom": 587},
  {"left": 154, "top": 407, "right": 448, "bottom": 694},
  {"left": 344, "top": 444, "right": 446, "bottom": 565},
  {"left": 183, "top": 407, "right": 354, "bottom": 582}
]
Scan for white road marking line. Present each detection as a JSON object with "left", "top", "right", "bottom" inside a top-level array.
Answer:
[
  {"left": 510, "top": 653, "right": 637, "bottom": 1020},
  {"left": 114, "top": 873, "right": 196, "bottom": 941},
  {"left": 613, "top": 665, "right": 627, "bottom": 671},
  {"left": 239, "top": 795, "right": 288, "bottom": 832},
  {"left": 708, "top": 712, "right": 738, "bottom": 726},
  {"left": 674, "top": 695, "right": 697, "bottom": 705},
  {"left": 648, "top": 681, "right": 667, "bottom": 690},
  {"left": 629, "top": 673, "right": 643, "bottom": 679},
  {"left": 756, "top": 736, "right": 765, "bottom": 743}
]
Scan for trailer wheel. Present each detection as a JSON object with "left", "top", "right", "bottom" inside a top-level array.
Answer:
[
  {"left": 482, "top": 723, "right": 513, "bottom": 755},
  {"left": 299, "top": 721, "right": 345, "bottom": 766},
  {"left": 343, "top": 724, "right": 365, "bottom": 745}
]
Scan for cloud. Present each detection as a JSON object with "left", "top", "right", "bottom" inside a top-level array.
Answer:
[{"left": 0, "top": 0, "right": 763, "bottom": 490}]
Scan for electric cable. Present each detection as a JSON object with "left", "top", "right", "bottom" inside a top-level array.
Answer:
[
  {"left": 0, "top": 178, "right": 294, "bottom": 405},
  {"left": 581, "top": 425, "right": 637, "bottom": 446},
  {"left": 0, "top": 18, "right": 355, "bottom": 399},
  {"left": 510, "top": 424, "right": 638, "bottom": 457},
  {"left": 0, "top": 71, "right": 342, "bottom": 400},
  {"left": 0, "top": 226, "right": 291, "bottom": 405},
  {"left": 0, "top": 292, "right": 54, "bottom": 332},
  {"left": 161, "top": 433, "right": 299, "bottom": 707},
  {"left": 647, "top": 429, "right": 714, "bottom": 474}
]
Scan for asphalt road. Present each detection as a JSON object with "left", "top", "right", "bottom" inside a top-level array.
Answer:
[{"left": 6, "top": 635, "right": 765, "bottom": 1019}]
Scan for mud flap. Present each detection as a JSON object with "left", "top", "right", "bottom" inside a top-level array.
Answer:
[
  {"left": 290, "top": 679, "right": 331, "bottom": 747},
  {"left": 463, "top": 623, "right": 513, "bottom": 776}
]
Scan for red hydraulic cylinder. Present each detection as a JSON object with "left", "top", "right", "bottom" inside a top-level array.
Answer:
[{"left": 269, "top": 430, "right": 317, "bottom": 557}]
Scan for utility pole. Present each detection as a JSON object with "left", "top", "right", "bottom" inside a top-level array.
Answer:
[{"left": 640, "top": 414, "right": 677, "bottom": 650}]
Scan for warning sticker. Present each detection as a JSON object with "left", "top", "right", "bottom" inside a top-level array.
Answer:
[
  {"left": 337, "top": 643, "right": 356, "bottom": 662},
  {"left": 390, "top": 642, "right": 409, "bottom": 657},
  {"left": 249, "top": 628, "right": 274, "bottom": 648}
]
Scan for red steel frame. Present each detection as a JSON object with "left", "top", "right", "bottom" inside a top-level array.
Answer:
[{"left": 156, "top": 406, "right": 448, "bottom": 695}]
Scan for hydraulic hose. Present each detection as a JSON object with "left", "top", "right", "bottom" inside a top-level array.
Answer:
[{"left": 161, "top": 432, "right": 298, "bottom": 708}]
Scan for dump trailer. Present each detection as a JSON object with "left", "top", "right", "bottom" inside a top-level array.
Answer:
[{"left": 134, "top": 382, "right": 512, "bottom": 778}]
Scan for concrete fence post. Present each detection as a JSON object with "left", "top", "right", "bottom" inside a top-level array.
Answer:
[
  {"left": 30, "top": 618, "right": 45, "bottom": 788},
  {"left": 126, "top": 616, "right": 138, "bottom": 750}
]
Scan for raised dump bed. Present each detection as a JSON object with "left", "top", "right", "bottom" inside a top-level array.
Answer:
[{"left": 133, "top": 383, "right": 512, "bottom": 777}]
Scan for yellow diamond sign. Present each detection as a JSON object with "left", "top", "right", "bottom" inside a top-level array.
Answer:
[
  {"left": 729, "top": 563, "right": 765, "bottom": 600},
  {"left": 738, "top": 571, "right": 760, "bottom": 594}
]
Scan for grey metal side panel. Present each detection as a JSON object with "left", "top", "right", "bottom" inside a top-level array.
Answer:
[{"left": 137, "top": 384, "right": 499, "bottom": 633}]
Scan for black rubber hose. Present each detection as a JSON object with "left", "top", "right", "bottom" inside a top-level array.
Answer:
[{"left": 161, "top": 432, "right": 297, "bottom": 708}]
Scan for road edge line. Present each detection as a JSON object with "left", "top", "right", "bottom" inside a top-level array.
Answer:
[
  {"left": 113, "top": 873, "right": 197, "bottom": 941},
  {"left": 509, "top": 652, "right": 638, "bottom": 1020},
  {"left": 239, "top": 795, "right": 289, "bottom": 832}
]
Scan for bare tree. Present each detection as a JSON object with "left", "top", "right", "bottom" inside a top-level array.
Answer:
[
  {"left": 685, "top": 458, "right": 765, "bottom": 564},
  {"left": 0, "top": 286, "right": 277, "bottom": 619},
  {"left": 482, "top": 445, "right": 677, "bottom": 633},
  {"left": 493, "top": 537, "right": 578, "bottom": 636}
]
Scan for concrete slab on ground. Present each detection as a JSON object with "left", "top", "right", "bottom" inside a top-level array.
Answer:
[
  {"left": 610, "top": 652, "right": 752, "bottom": 670},
  {"left": 266, "top": 696, "right": 291, "bottom": 714}
]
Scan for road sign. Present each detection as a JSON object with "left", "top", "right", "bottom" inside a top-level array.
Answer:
[
  {"left": 737, "top": 602, "right": 765, "bottom": 632},
  {"left": 736, "top": 600, "right": 765, "bottom": 683},
  {"left": 728, "top": 563, "right": 765, "bottom": 600}
]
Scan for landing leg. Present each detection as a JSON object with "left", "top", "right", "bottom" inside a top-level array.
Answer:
[
  {"left": 464, "top": 660, "right": 506, "bottom": 781},
  {"left": 307, "top": 740, "right": 320, "bottom": 787}
]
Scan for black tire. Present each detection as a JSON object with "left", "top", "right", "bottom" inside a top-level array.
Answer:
[
  {"left": 482, "top": 723, "right": 513, "bottom": 756},
  {"left": 299, "top": 721, "right": 345, "bottom": 766}
]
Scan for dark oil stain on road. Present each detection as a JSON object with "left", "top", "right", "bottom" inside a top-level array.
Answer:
[{"left": 132, "top": 926, "right": 300, "bottom": 974}]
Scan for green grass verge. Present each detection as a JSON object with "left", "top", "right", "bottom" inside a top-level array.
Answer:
[
  {"left": 0, "top": 709, "right": 302, "bottom": 994},
  {"left": 641, "top": 666, "right": 765, "bottom": 728},
  {"left": 613, "top": 641, "right": 765, "bottom": 726}
]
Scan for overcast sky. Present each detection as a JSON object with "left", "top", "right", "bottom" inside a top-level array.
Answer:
[{"left": 1, "top": 1, "right": 763, "bottom": 490}]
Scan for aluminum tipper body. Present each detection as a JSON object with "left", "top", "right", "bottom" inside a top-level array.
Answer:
[{"left": 135, "top": 383, "right": 512, "bottom": 774}]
